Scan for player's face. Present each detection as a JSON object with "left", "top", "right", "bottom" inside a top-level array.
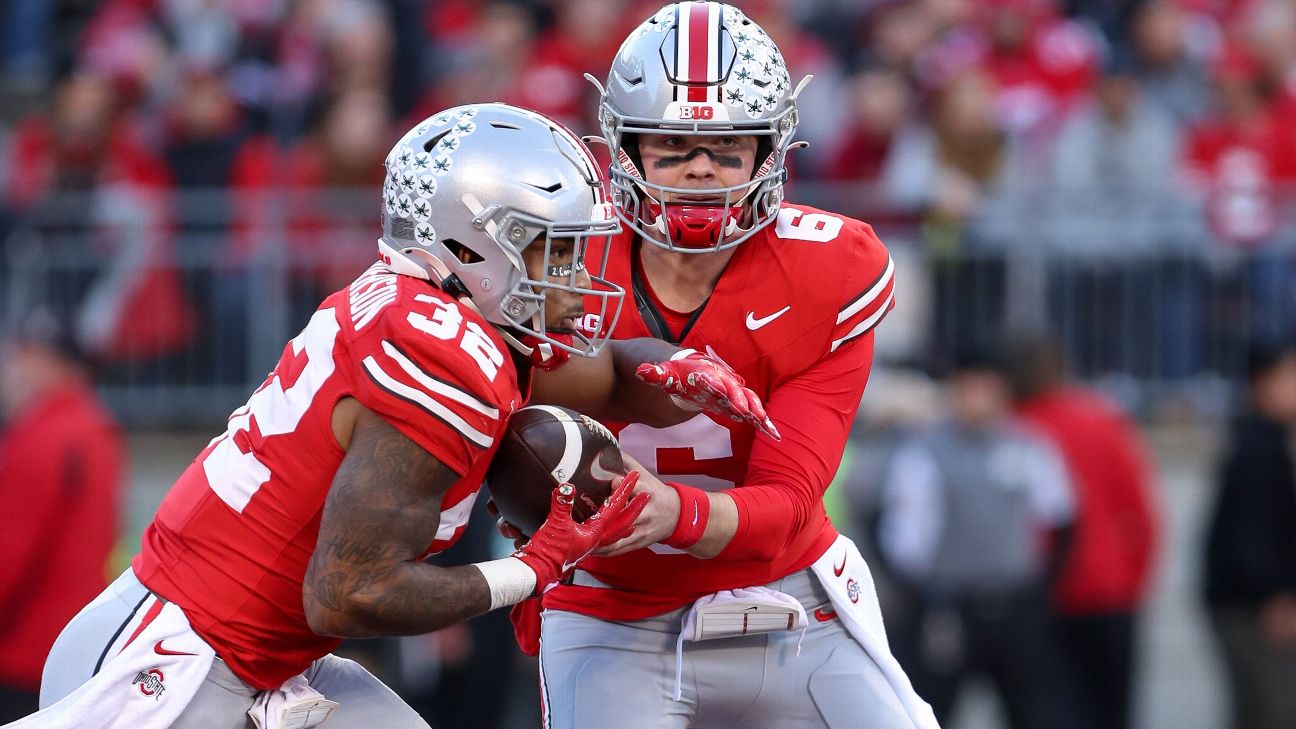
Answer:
[
  {"left": 637, "top": 133, "right": 759, "bottom": 199},
  {"left": 521, "top": 236, "right": 590, "bottom": 333}
]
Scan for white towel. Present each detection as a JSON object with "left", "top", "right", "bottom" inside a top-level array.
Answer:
[
  {"left": 673, "top": 586, "right": 808, "bottom": 700},
  {"left": 809, "top": 534, "right": 942, "bottom": 729},
  {"left": 248, "top": 674, "right": 339, "bottom": 729},
  {"left": 4, "top": 599, "right": 215, "bottom": 729}
]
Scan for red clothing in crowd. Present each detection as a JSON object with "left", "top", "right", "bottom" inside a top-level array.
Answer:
[
  {"left": 3, "top": 115, "right": 195, "bottom": 361},
  {"left": 227, "top": 135, "right": 384, "bottom": 286},
  {"left": 0, "top": 386, "right": 125, "bottom": 691},
  {"left": 1017, "top": 387, "right": 1159, "bottom": 615},
  {"left": 1184, "top": 103, "right": 1296, "bottom": 245}
]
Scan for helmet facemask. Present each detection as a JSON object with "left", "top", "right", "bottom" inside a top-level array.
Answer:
[
  {"left": 603, "top": 108, "right": 797, "bottom": 252},
  {"left": 486, "top": 206, "right": 624, "bottom": 359}
]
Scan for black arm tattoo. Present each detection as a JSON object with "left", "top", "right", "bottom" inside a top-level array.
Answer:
[{"left": 303, "top": 405, "right": 493, "bottom": 638}]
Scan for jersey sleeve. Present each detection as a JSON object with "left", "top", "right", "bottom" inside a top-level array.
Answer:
[
  {"left": 719, "top": 330, "right": 877, "bottom": 561},
  {"left": 828, "top": 222, "right": 895, "bottom": 354},
  {"left": 342, "top": 296, "right": 505, "bottom": 478}
]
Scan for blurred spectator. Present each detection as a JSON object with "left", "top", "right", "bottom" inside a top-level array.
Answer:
[
  {"left": 876, "top": 350, "right": 1079, "bottom": 729},
  {"left": 824, "top": 62, "right": 914, "bottom": 182},
  {"left": 1183, "top": 45, "right": 1296, "bottom": 346},
  {"left": 1011, "top": 336, "right": 1160, "bottom": 729},
  {"left": 233, "top": 86, "right": 392, "bottom": 325},
  {"left": 917, "top": 0, "right": 1100, "bottom": 149},
  {"left": 1203, "top": 342, "right": 1296, "bottom": 729},
  {"left": 1239, "top": 0, "right": 1296, "bottom": 107},
  {"left": 160, "top": 67, "right": 257, "bottom": 384},
  {"left": 882, "top": 68, "right": 1029, "bottom": 365},
  {"left": 865, "top": 0, "right": 940, "bottom": 73},
  {"left": 1, "top": 0, "right": 56, "bottom": 88},
  {"left": 2, "top": 71, "right": 195, "bottom": 366},
  {"left": 1046, "top": 48, "right": 1202, "bottom": 379},
  {"left": 162, "top": 67, "right": 252, "bottom": 188},
  {"left": 1129, "top": 0, "right": 1213, "bottom": 124},
  {"left": 0, "top": 307, "right": 124, "bottom": 722},
  {"left": 416, "top": 2, "right": 541, "bottom": 121},
  {"left": 513, "top": 0, "right": 629, "bottom": 129},
  {"left": 1048, "top": 48, "right": 1185, "bottom": 256}
]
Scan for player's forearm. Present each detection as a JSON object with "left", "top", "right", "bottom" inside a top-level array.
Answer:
[
  {"left": 303, "top": 561, "right": 493, "bottom": 638},
  {"left": 689, "top": 492, "right": 739, "bottom": 558},
  {"left": 601, "top": 338, "right": 693, "bottom": 426}
]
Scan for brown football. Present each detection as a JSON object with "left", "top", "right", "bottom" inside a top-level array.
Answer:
[{"left": 485, "top": 405, "right": 627, "bottom": 537}]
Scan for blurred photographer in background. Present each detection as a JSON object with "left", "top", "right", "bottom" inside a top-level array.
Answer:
[{"left": 0, "top": 307, "right": 124, "bottom": 722}]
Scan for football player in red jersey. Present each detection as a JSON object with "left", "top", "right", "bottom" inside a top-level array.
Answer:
[
  {"left": 19, "top": 104, "right": 768, "bottom": 729},
  {"left": 523, "top": 4, "right": 941, "bottom": 729}
]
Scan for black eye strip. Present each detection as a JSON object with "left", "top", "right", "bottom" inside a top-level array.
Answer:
[{"left": 653, "top": 146, "right": 744, "bottom": 169}]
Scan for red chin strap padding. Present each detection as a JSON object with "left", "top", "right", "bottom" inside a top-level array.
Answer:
[
  {"left": 520, "top": 332, "right": 574, "bottom": 371},
  {"left": 647, "top": 200, "right": 743, "bottom": 250}
]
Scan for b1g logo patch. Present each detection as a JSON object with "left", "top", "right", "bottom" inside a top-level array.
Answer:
[
  {"left": 133, "top": 668, "right": 166, "bottom": 700},
  {"left": 664, "top": 102, "right": 730, "bottom": 122},
  {"left": 679, "top": 105, "right": 714, "bottom": 120},
  {"left": 846, "top": 578, "right": 860, "bottom": 604}
]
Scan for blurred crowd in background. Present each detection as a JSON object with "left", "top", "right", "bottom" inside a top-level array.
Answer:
[
  {"left": 2, "top": 0, "right": 1296, "bottom": 728},
  {"left": 0, "top": 0, "right": 1295, "bottom": 398}
]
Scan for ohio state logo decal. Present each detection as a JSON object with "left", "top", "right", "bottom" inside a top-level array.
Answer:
[
  {"left": 133, "top": 668, "right": 166, "bottom": 700},
  {"left": 846, "top": 578, "right": 861, "bottom": 604}
]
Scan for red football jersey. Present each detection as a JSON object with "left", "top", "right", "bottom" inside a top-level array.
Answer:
[
  {"left": 133, "top": 262, "right": 522, "bottom": 689},
  {"left": 544, "top": 203, "right": 895, "bottom": 621}
]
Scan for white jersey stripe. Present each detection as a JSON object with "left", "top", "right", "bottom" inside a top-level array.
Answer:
[
  {"left": 361, "top": 356, "right": 494, "bottom": 448},
  {"left": 381, "top": 340, "right": 500, "bottom": 418},
  {"left": 831, "top": 290, "right": 894, "bottom": 352},
  {"left": 836, "top": 255, "right": 895, "bottom": 324},
  {"left": 433, "top": 490, "right": 480, "bottom": 542}
]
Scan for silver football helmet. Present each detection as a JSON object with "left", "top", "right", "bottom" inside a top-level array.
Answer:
[
  {"left": 378, "top": 103, "right": 623, "bottom": 358},
  {"left": 596, "top": 1, "right": 807, "bottom": 253}
]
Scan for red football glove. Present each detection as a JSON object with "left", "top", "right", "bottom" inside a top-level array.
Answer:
[
  {"left": 512, "top": 472, "right": 648, "bottom": 594},
  {"left": 510, "top": 598, "right": 543, "bottom": 657},
  {"left": 636, "top": 350, "right": 781, "bottom": 441}
]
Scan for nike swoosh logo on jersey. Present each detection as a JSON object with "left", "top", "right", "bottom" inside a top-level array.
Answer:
[
  {"left": 154, "top": 640, "right": 198, "bottom": 657},
  {"left": 833, "top": 551, "right": 848, "bottom": 577},
  {"left": 813, "top": 608, "right": 838, "bottom": 622},
  {"left": 562, "top": 560, "right": 580, "bottom": 573},
  {"left": 745, "top": 306, "right": 791, "bottom": 330}
]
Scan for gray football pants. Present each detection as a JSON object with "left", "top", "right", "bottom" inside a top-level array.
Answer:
[
  {"left": 40, "top": 569, "right": 430, "bottom": 729},
  {"left": 539, "top": 568, "right": 914, "bottom": 729}
]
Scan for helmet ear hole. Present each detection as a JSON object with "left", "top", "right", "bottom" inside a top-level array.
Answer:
[{"left": 443, "top": 238, "right": 485, "bottom": 265}]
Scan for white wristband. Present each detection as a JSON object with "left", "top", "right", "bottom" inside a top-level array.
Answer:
[{"left": 473, "top": 557, "right": 538, "bottom": 610}]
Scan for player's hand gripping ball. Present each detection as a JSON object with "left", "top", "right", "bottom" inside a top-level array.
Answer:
[{"left": 485, "top": 405, "right": 628, "bottom": 537}]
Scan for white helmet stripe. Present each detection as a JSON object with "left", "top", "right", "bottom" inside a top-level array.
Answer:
[{"left": 706, "top": 2, "right": 720, "bottom": 103}]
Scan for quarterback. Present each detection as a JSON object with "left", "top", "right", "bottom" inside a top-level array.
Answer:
[
  {"left": 528, "top": 4, "right": 940, "bottom": 728},
  {"left": 11, "top": 104, "right": 764, "bottom": 729}
]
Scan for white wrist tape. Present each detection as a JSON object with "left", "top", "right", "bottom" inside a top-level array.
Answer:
[{"left": 474, "top": 557, "right": 538, "bottom": 610}]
